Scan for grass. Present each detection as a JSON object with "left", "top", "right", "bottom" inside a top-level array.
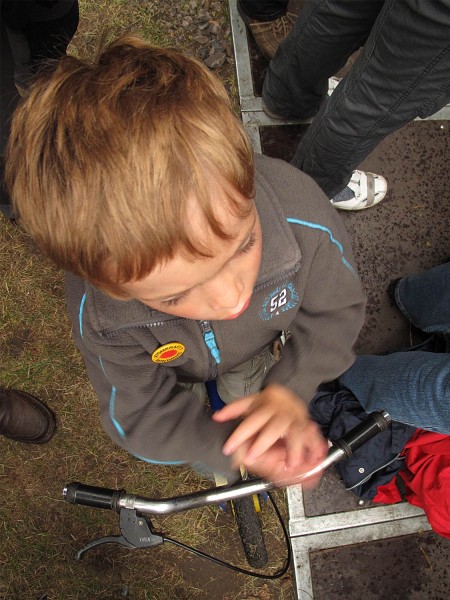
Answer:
[
  {"left": 73, "top": 0, "right": 238, "bottom": 104},
  {"left": 1, "top": 2, "right": 293, "bottom": 599}
]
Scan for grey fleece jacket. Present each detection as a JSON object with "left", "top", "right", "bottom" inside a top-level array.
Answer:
[{"left": 65, "top": 154, "right": 366, "bottom": 475}]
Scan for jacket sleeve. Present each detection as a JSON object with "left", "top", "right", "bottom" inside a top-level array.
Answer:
[
  {"left": 263, "top": 204, "right": 367, "bottom": 403},
  {"left": 66, "top": 285, "right": 238, "bottom": 476}
]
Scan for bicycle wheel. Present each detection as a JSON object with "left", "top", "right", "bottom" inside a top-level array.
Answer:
[{"left": 232, "top": 495, "right": 268, "bottom": 568}]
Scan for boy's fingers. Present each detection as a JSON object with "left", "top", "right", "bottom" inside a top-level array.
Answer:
[
  {"left": 246, "top": 426, "right": 328, "bottom": 487},
  {"left": 241, "top": 442, "right": 288, "bottom": 478},
  {"left": 242, "top": 415, "right": 292, "bottom": 464},
  {"left": 284, "top": 433, "right": 309, "bottom": 470},
  {"left": 221, "top": 407, "right": 277, "bottom": 455},
  {"left": 229, "top": 439, "right": 252, "bottom": 469},
  {"left": 285, "top": 423, "right": 327, "bottom": 469},
  {"left": 272, "top": 449, "right": 326, "bottom": 488},
  {"left": 211, "top": 397, "right": 254, "bottom": 422},
  {"left": 241, "top": 439, "right": 326, "bottom": 489}
]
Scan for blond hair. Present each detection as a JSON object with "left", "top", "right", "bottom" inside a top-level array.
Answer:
[{"left": 6, "top": 35, "right": 254, "bottom": 296}]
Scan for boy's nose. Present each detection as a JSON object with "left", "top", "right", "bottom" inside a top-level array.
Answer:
[{"left": 207, "top": 274, "right": 244, "bottom": 311}]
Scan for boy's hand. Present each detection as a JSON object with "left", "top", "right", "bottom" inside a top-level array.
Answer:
[{"left": 212, "top": 383, "right": 328, "bottom": 486}]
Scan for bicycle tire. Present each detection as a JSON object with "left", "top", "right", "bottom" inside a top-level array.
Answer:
[{"left": 232, "top": 495, "right": 268, "bottom": 568}]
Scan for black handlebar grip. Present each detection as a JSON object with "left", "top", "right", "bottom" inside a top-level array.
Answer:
[
  {"left": 63, "top": 482, "right": 125, "bottom": 512},
  {"left": 332, "top": 411, "right": 391, "bottom": 458}
]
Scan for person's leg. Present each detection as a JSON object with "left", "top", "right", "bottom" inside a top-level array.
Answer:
[
  {"left": 339, "top": 352, "right": 450, "bottom": 434},
  {"left": 217, "top": 346, "right": 276, "bottom": 403},
  {"left": 1, "top": 1, "right": 79, "bottom": 219},
  {"left": 1, "top": 17, "right": 21, "bottom": 218},
  {"left": 205, "top": 346, "right": 276, "bottom": 480},
  {"left": 394, "top": 262, "right": 450, "bottom": 333},
  {"left": 263, "top": 0, "right": 383, "bottom": 120},
  {"left": 184, "top": 366, "right": 278, "bottom": 482},
  {"left": 285, "top": 0, "right": 450, "bottom": 198},
  {"left": 23, "top": 0, "right": 79, "bottom": 64},
  {"left": 237, "top": 0, "right": 298, "bottom": 60},
  {"left": 238, "top": 0, "right": 288, "bottom": 21},
  {"left": 0, "top": 388, "right": 56, "bottom": 443}
]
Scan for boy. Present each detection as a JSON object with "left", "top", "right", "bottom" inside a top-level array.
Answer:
[{"left": 6, "top": 36, "right": 366, "bottom": 484}]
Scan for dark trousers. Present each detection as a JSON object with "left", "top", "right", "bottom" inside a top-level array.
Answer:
[
  {"left": 1, "top": 0, "right": 79, "bottom": 218},
  {"left": 238, "top": 0, "right": 289, "bottom": 21},
  {"left": 1, "top": 17, "right": 19, "bottom": 218},
  {"left": 263, "top": 0, "right": 450, "bottom": 197}
]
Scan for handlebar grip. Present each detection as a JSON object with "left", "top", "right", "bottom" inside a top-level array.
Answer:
[
  {"left": 332, "top": 410, "right": 391, "bottom": 458},
  {"left": 63, "top": 482, "right": 125, "bottom": 511}
]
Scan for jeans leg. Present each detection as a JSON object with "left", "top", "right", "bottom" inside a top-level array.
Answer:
[
  {"left": 179, "top": 382, "right": 239, "bottom": 481},
  {"left": 216, "top": 346, "right": 276, "bottom": 403},
  {"left": 238, "top": 0, "right": 288, "bottom": 21},
  {"left": 289, "top": 0, "right": 450, "bottom": 196},
  {"left": 263, "top": 0, "right": 382, "bottom": 120},
  {"left": 395, "top": 262, "right": 450, "bottom": 333},
  {"left": 340, "top": 353, "right": 450, "bottom": 434}
]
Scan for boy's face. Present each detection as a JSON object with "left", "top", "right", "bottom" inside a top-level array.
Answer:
[{"left": 121, "top": 194, "right": 262, "bottom": 321}]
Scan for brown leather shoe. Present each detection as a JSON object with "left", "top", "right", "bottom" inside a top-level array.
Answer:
[
  {"left": 237, "top": 4, "right": 298, "bottom": 59},
  {"left": 0, "top": 388, "right": 56, "bottom": 444}
]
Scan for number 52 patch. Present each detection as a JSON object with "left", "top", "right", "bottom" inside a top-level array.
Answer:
[{"left": 259, "top": 283, "right": 299, "bottom": 321}]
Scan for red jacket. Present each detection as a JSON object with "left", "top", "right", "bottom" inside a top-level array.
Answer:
[{"left": 374, "top": 430, "right": 450, "bottom": 539}]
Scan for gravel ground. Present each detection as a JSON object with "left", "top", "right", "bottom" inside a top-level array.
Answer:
[
  {"left": 157, "top": 0, "right": 235, "bottom": 83},
  {"left": 177, "top": 0, "right": 234, "bottom": 70}
]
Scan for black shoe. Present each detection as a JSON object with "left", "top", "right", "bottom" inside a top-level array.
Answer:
[{"left": 0, "top": 388, "right": 56, "bottom": 444}]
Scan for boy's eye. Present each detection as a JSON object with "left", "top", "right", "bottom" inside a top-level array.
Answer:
[
  {"left": 160, "top": 233, "right": 257, "bottom": 308},
  {"left": 236, "top": 232, "right": 257, "bottom": 256},
  {"left": 161, "top": 293, "right": 187, "bottom": 307}
]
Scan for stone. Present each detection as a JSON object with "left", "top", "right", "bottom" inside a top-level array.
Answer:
[{"left": 204, "top": 51, "right": 227, "bottom": 69}]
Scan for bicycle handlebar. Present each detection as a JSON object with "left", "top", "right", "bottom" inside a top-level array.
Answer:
[{"left": 63, "top": 410, "right": 391, "bottom": 516}]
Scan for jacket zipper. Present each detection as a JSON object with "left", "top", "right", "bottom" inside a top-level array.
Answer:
[
  {"left": 103, "top": 318, "right": 185, "bottom": 338},
  {"left": 199, "top": 320, "right": 221, "bottom": 379}
]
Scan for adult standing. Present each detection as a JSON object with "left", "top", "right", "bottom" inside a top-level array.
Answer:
[
  {"left": 262, "top": 0, "right": 450, "bottom": 210},
  {"left": 1, "top": 0, "right": 79, "bottom": 218},
  {"left": 340, "top": 262, "right": 450, "bottom": 432}
]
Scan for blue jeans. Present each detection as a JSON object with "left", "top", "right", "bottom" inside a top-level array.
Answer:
[
  {"left": 394, "top": 262, "right": 450, "bottom": 333},
  {"left": 263, "top": 0, "right": 450, "bottom": 197},
  {"left": 340, "top": 263, "right": 450, "bottom": 434},
  {"left": 186, "top": 345, "right": 277, "bottom": 480}
]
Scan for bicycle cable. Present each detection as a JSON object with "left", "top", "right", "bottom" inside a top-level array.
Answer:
[{"left": 163, "top": 491, "right": 292, "bottom": 579}]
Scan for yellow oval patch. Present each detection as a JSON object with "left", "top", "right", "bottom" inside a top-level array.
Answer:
[{"left": 151, "top": 342, "right": 185, "bottom": 363}]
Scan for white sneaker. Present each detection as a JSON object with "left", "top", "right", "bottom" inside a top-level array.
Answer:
[
  {"left": 328, "top": 76, "right": 341, "bottom": 95},
  {"left": 330, "top": 170, "right": 387, "bottom": 211}
]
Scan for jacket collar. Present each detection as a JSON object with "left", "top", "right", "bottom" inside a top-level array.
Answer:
[{"left": 254, "top": 154, "right": 302, "bottom": 285}]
